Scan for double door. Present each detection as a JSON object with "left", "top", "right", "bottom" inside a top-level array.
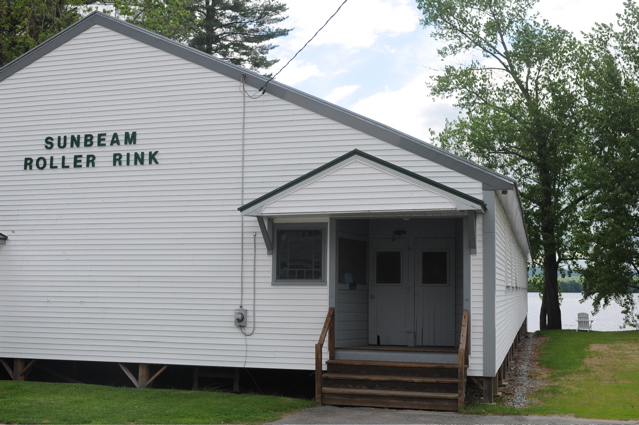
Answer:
[{"left": 368, "top": 237, "right": 455, "bottom": 347}]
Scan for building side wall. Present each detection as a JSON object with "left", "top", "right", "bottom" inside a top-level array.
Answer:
[
  {"left": 0, "top": 25, "right": 484, "bottom": 370},
  {"left": 494, "top": 198, "right": 528, "bottom": 368}
]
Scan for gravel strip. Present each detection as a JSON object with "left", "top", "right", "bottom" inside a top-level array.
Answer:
[{"left": 502, "top": 332, "right": 546, "bottom": 408}]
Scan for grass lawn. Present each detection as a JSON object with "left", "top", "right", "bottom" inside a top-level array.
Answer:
[
  {"left": 0, "top": 380, "right": 316, "bottom": 424},
  {"left": 465, "top": 330, "right": 639, "bottom": 420}
]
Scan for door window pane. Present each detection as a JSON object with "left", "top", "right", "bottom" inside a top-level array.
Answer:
[
  {"left": 376, "top": 251, "right": 401, "bottom": 284},
  {"left": 421, "top": 251, "right": 448, "bottom": 284}
]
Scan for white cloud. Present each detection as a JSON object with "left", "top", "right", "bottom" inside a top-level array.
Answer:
[
  {"left": 536, "top": 0, "right": 625, "bottom": 35},
  {"left": 273, "top": 60, "right": 325, "bottom": 86},
  {"left": 325, "top": 85, "right": 361, "bottom": 104},
  {"left": 349, "top": 73, "right": 457, "bottom": 143},
  {"left": 271, "top": 0, "right": 630, "bottom": 146},
  {"left": 279, "top": 0, "right": 420, "bottom": 51}
]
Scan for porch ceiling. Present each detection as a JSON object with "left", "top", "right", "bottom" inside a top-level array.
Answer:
[{"left": 238, "top": 150, "right": 486, "bottom": 218}]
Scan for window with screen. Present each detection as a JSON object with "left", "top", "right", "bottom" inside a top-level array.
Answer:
[{"left": 273, "top": 224, "right": 326, "bottom": 284}]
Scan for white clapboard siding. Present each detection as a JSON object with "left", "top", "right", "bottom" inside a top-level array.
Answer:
[
  {"left": 260, "top": 160, "right": 460, "bottom": 215},
  {"left": 494, "top": 198, "right": 528, "bottom": 368},
  {"left": 468, "top": 214, "right": 484, "bottom": 376},
  {"left": 335, "top": 289, "right": 369, "bottom": 347},
  {"left": 0, "top": 23, "right": 484, "bottom": 370}
]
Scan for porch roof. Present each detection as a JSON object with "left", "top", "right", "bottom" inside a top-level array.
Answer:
[{"left": 238, "top": 150, "right": 486, "bottom": 217}]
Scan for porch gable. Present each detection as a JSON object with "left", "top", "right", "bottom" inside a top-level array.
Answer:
[{"left": 239, "top": 150, "right": 486, "bottom": 217}]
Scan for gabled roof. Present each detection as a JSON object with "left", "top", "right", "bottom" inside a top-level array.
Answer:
[
  {"left": 239, "top": 150, "right": 486, "bottom": 217},
  {"left": 0, "top": 11, "right": 516, "bottom": 192}
]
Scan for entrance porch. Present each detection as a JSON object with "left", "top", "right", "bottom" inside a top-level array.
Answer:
[
  {"left": 239, "top": 150, "right": 486, "bottom": 410},
  {"left": 318, "top": 217, "right": 472, "bottom": 411},
  {"left": 333, "top": 217, "right": 468, "bottom": 355}
]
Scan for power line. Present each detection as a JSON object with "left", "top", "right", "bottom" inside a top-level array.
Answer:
[{"left": 257, "top": 0, "right": 349, "bottom": 95}]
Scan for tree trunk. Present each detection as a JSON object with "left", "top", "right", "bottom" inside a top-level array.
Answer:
[
  {"left": 539, "top": 294, "right": 547, "bottom": 330},
  {"left": 540, "top": 253, "right": 562, "bottom": 329},
  {"left": 537, "top": 140, "right": 562, "bottom": 330}
]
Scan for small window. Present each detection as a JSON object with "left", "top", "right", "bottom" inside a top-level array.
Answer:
[
  {"left": 273, "top": 224, "right": 326, "bottom": 284},
  {"left": 376, "top": 251, "right": 402, "bottom": 284},
  {"left": 421, "top": 251, "right": 448, "bottom": 284}
]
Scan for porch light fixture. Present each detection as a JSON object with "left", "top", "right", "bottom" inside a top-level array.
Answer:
[{"left": 392, "top": 230, "right": 406, "bottom": 241}]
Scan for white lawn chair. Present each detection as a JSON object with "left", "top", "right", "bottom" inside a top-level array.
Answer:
[{"left": 576, "top": 312, "right": 593, "bottom": 331}]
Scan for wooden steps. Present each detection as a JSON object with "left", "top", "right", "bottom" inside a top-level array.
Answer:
[{"left": 320, "top": 359, "right": 460, "bottom": 411}]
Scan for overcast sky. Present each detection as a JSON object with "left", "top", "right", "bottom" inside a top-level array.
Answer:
[{"left": 266, "top": 0, "right": 628, "bottom": 143}]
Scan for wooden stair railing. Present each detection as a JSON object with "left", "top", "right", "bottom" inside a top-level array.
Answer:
[
  {"left": 315, "top": 307, "right": 335, "bottom": 404},
  {"left": 457, "top": 309, "right": 469, "bottom": 410}
]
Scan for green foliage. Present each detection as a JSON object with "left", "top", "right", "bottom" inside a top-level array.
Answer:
[
  {"left": 571, "top": 0, "right": 639, "bottom": 329},
  {"left": 109, "top": 0, "right": 196, "bottom": 42},
  {"left": 105, "top": 0, "right": 290, "bottom": 70},
  {"left": 2, "top": 0, "right": 290, "bottom": 71},
  {"left": 0, "top": 381, "right": 315, "bottom": 424},
  {"left": 559, "top": 278, "right": 583, "bottom": 293},
  {"left": 188, "top": 0, "right": 289, "bottom": 70},
  {"left": 0, "top": 0, "right": 83, "bottom": 66},
  {"left": 416, "top": 0, "right": 585, "bottom": 329}
]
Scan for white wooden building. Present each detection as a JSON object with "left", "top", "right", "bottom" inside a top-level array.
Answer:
[{"left": 0, "top": 12, "right": 530, "bottom": 410}]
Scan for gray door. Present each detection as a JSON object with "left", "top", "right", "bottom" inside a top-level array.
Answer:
[
  {"left": 368, "top": 237, "right": 412, "bottom": 346},
  {"left": 369, "top": 237, "right": 455, "bottom": 347},
  {"left": 414, "top": 238, "right": 456, "bottom": 346}
]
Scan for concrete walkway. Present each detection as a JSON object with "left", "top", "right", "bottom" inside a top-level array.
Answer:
[{"left": 269, "top": 405, "right": 639, "bottom": 425}]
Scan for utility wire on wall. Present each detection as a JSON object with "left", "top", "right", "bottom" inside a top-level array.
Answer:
[{"left": 237, "top": 1, "right": 349, "bottom": 349}]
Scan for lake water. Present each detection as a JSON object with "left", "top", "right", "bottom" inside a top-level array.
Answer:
[{"left": 527, "top": 292, "right": 639, "bottom": 332}]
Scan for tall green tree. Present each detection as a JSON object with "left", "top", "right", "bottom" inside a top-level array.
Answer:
[
  {"left": 108, "top": 0, "right": 195, "bottom": 43},
  {"left": 188, "top": 0, "right": 289, "bottom": 69},
  {"left": 573, "top": 0, "right": 639, "bottom": 328},
  {"left": 0, "top": 0, "right": 83, "bottom": 66},
  {"left": 110, "top": 0, "right": 290, "bottom": 70},
  {"left": 416, "top": 0, "right": 586, "bottom": 329}
]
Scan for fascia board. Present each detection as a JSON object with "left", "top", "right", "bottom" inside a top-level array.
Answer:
[{"left": 496, "top": 188, "right": 532, "bottom": 259}]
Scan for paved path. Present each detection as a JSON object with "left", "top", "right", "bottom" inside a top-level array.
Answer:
[{"left": 269, "top": 405, "right": 639, "bottom": 425}]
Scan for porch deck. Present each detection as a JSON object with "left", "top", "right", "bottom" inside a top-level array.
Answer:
[{"left": 335, "top": 345, "right": 457, "bottom": 364}]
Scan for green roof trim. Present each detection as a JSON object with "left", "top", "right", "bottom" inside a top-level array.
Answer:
[{"left": 238, "top": 149, "right": 487, "bottom": 213}]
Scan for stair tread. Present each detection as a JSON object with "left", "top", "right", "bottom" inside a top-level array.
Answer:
[
  {"left": 323, "top": 373, "right": 458, "bottom": 383},
  {"left": 323, "top": 387, "right": 459, "bottom": 399},
  {"left": 326, "top": 359, "right": 457, "bottom": 368}
]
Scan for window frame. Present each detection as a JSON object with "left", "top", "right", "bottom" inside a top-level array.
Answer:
[{"left": 272, "top": 223, "right": 328, "bottom": 286}]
